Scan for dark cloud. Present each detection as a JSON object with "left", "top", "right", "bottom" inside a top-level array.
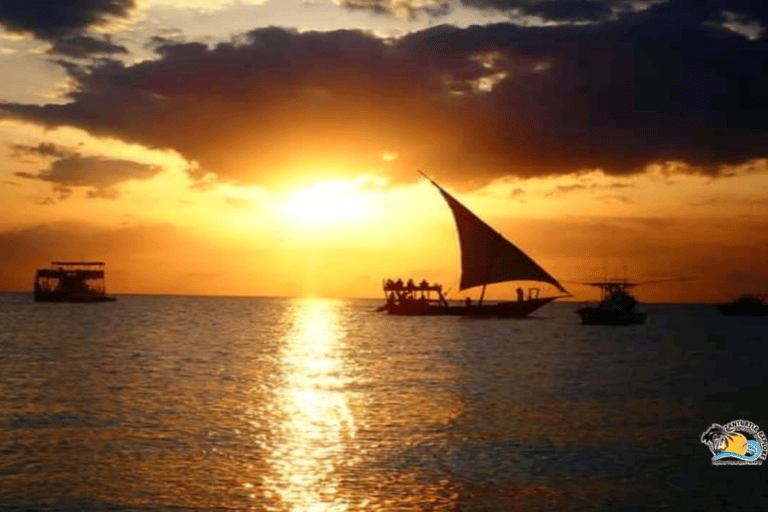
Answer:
[
  {"left": 338, "top": 0, "right": 768, "bottom": 24},
  {"left": 11, "top": 144, "right": 163, "bottom": 199},
  {"left": 339, "top": 0, "right": 453, "bottom": 19},
  {"left": 461, "top": 0, "right": 620, "bottom": 22},
  {"left": 0, "top": 1, "right": 136, "bottom": 40},
  {"left": 337, "top": 0, "right": 642, "bottom": 22},
  {"left": 47, "top": 34, "right": 128, "bottom": 58},
  {"left": 544, "top": 183, "right": 588, "bottom": 195},
  {"left": 10, "top": 142, "right": 71, "bottom": 159},
  {"left": 1, "top": 2, "right": 767, "bottom": 188}
]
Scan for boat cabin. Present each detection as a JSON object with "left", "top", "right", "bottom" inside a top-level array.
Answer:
[{"left": 34, "top": 261, "right": 115, "bottom": 302}]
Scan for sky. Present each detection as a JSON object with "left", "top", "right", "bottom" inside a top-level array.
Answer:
[{"left": 0, "top": 0, "right": 767, "bottom": 302}]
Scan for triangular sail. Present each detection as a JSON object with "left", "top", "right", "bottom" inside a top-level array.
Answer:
[{"left": 427, "top": 178, "right": 567, "bottom": 294}]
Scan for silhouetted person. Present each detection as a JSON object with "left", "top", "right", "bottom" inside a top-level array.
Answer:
[
  {"left": 517, "top": 287, "right": 524, "bottom": 301},
  {"left": 465, "top": 297, "right": 471, "bottom": 307},
  {"left": 407, "top": 279, "right": 415, "bottom": 289}
]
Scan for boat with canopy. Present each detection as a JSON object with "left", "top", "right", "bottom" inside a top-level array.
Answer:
[
  {"left": 576, "top": 280, "right": 645, "bottom": 325},
  {"left": 34, "top": 261, "right": 117, "bottom": 302},
  {"left": 381, "top": 172, "right": 568, "bottom": 317}
]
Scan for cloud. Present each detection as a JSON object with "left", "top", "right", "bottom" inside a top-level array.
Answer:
[
  {"left": 11, "top": 143, "right": 163, "bottom": 199},
  {"left": 224, "top": 197, "right": 254, "bottom": 209},
  {"left": 0, "top": 1, "right": 137, "bottom": 40},
  {"left": 10, "top": 142, "right": 71, "bottom": 159},
  {"left": 336, "top": 0, "right": 453, "bottom": 19},
  {"left": 1, "top": 4, "right": 767, "bottom": 189},
  {"left": 544, "top": 183, "right": 588, "bottom": 196},
  {"left": 46, "top": 34, "right": 128, "bottom": 58},
  {"left": 337, "top": 0, "right": 768, "bottom": 25},
  {"left": 336, "top": 0, "right": 647, "bottom": 22}
]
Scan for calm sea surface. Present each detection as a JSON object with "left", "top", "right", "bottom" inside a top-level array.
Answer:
[{"left": 0, "top": 293, "right": 766, "bottom": 511}]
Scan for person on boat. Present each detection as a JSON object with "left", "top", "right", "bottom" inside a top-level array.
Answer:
[
  {"left": 517, "top": 287, "right": 524, "bottom": 301},
  {"left": 407, "top": 278, "right": 415, "bottom": 290},
  {"left": 465, "top": 297, "right": 472, "bottom": 307},
  {"left": 419, "top": 279, "right": 429, "bottom": 289},
  {"left": 395, "top": 278, "right": 404, "bottom": 289}
]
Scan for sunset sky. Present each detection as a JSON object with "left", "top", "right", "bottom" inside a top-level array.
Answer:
[{"left": 1, "top": 0, "right": 767, "bottom": 302}]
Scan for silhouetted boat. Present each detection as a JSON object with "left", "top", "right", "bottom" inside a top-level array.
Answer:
[
  {"left": 34, "top": 261, "right": 117, "bottom": 303},
  {"left": 717, "top": 294, "right": 768, "bottom": 316},
  {"left": 577, "top": 280, "right": 646, "bottom": 325},
  {"left": 380, "top": 172, "right": 568, "bottom": 317}
]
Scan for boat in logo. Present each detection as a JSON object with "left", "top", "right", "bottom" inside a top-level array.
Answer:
[{"left": 701, "top": 420, "right": 768, "bottom": 465}]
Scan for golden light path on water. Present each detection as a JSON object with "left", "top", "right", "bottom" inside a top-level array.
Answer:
[{"left": 265, "top": 299, "right": 356, "bottom": 512}]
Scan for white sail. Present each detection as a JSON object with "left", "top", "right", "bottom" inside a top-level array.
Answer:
[{"left": 428, "top": 179, "right": 567, "bottom": 294}]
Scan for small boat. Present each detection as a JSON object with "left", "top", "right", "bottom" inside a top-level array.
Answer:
[
  {"left": 380, "top": 172, "right": 568, "bottom": 317},
  {"left": 34, "top": 261, "right": 117, "bottom": 303},
  {"left": 577, "top": 280, "right": 646, "bottom": 325},
  {"left": 717, "top": 294, "right": 768, "bottom": 316}
]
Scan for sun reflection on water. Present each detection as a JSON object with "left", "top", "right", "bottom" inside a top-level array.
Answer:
[{"left": 265, "top": 299, "right": 355, "bottom": 512}]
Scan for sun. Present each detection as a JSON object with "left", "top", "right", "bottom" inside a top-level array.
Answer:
[{"left": 279, "top": 180, "right": 370, "bottom": 225}]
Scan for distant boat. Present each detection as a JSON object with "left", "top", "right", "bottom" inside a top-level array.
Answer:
[
  {"left": 380, "top": 172, "right": 568, "bottom": 317},
  {"left": 34, "top": 261, "right": 117, "bottom": 303},
  {"left": 577, "top": 280, "right": 646, "bottom": 325},
  {"left": 717, "top": 294, "right": 768, "bottom": 316}
]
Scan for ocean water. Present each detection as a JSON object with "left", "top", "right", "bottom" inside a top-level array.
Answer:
[{"left": 0, "top": 293, "right": 766, "bottom": 511}]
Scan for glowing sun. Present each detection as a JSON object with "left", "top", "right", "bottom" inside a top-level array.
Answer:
[{"left": 279, "top": 181, "right": 369, "bottom": 225}]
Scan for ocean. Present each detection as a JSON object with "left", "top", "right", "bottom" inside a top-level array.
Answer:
[{"left": 0, "top": 293, "right": 766, "bottom": 511}]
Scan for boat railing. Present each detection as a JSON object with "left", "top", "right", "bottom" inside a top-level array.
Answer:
[{"left": 383, "top": 279, "right": 448, "bottom": 307}]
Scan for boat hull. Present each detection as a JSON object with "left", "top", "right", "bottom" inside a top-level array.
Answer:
[
  {"left": 383, "top": 297, "right": 556, "bottom": 318},
  {"left": 34, "top": 291, "right": 117, "bottom": 303},
  {"left": 577, "top": 306, "right": 645, "bottom": 325}
]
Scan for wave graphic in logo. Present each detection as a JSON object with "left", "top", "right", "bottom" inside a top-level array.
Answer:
[{"left": 701, "top": 420, "right": 767, "bottom": 466}]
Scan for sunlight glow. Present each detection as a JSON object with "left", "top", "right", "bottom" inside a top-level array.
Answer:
[
  {"left": 279, "top": 180, "right": 370, "bottom": 225},
  {"left": 265, "top": 299, "right": 356, "bottom": 512}
]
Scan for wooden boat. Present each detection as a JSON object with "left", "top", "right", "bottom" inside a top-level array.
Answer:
[
  {"left": 34, "top": 261, "right": 117, "bottom": 302},
  {"left": 380, "top": 172, "right": 568, "bottom": 317},
  {"left": 717, "top": 294, "right": 768, "bottom": 316}
]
